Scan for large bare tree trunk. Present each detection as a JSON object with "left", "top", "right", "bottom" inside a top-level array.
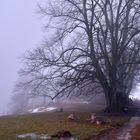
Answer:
[{"left": 104, "top": 90, "right": 131, "bottom": 113}]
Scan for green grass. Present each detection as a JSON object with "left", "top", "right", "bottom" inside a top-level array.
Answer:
[{"left": 0, "top": 112, "right": 129, "bottom": 140}]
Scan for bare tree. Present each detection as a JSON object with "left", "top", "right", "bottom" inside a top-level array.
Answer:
[{"left": 16, "top": 0, "right": 140, "bottom": 112}]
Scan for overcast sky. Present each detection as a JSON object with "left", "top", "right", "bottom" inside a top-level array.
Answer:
[{"left": 0, "top": 0, "right": 44, "bottom": 114}]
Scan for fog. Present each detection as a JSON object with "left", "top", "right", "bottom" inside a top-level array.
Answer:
[
  {"left": 0, "top": 0, "right": 140, "bottom": 116},
  {"left": 0, "top": 0, "right": 43, "bottom": 115}
]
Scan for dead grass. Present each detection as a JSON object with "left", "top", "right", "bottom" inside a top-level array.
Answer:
[
  {"left": 131, "top": 123, "right": 140, "bottom": 139},
  {"left": 0, "top": 112, "right": 129, "bottom": 140}
]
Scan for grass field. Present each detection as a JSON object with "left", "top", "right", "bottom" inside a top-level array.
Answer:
[
  {"left": 131, "top": 123, "right": 140, "bottom": 139},
  {"left": 0, "top": 111, "right": 129, "bottom": 140}
]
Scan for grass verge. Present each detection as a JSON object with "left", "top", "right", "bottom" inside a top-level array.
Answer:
[{"left": 0, "top": 112, "right": 129, "bottom": 140}]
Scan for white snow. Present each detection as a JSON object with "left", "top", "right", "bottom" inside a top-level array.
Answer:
[
  {"left": 32, "top": 108, "right": 39, "bottom": 113},
  {"left": 16, "top": 133, "right": 51, "bottom": 140},
  {"left": 29, "top": 107, "right": 57, "bottom": 113},
  {"left": 16, "top": 133, "right": 37, "bottom": 139},
  {"left": 46, "top": 107, "right": 56, "bottom": 111}
]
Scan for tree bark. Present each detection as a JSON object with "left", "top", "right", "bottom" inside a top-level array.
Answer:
[{"left": 104, "top": 90, "right": 131, "bottom": 113}]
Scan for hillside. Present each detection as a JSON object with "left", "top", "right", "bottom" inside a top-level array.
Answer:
[{"left": 0, "top": 111, "right": 129, "bottom": 140}]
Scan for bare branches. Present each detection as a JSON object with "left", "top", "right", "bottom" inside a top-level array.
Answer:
[{"left": 15, "top": 0, "right": 140, "bottom": 108}]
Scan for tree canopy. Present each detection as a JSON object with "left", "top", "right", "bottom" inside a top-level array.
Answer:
[{"left": 15, "top": 0, "right": 140, "bottom": 112}]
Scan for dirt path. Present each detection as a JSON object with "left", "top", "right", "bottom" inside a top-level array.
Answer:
[
  {"left": 115, "top": 117, "right": 140, "bottom": 140},
  {"left": 91, "top": 117, "right": 140, "bottom": 140}
]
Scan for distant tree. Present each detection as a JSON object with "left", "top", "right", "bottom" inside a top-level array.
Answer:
[
  {"left": 9, "top": 92, "right": 29, "bottom": 114},
  {"left": 16, "top": 0, "right": 140, "bottom": 112}
]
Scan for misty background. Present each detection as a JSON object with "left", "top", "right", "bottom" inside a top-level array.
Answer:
[
  {"left": 0, "top": 0, "right": 140, "bottom": 115},
  {"left": 0, "top": 0, "right": 44, "bottom": 115}
]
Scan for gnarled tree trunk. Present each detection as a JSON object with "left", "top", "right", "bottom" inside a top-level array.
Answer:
[{"left": 105, "top": 90, "right": 131, "bottom": 113}]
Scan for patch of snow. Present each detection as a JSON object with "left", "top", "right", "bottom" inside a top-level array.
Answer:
[
  {"left": 29, "top": 107, "right": 57, "bottom": 114},
  {"left": 16, "top": 133, "right": 51, "bottom": 140},
  {"left": 16, "top": 133, "right": 37, "bottom": 139},
  {"left": 46, "top": 107, "right": 56, "bottom": 111},
  {"left": 71, "top": 101, "right": 89, "bottom": 104},
  {"left": 32, "top": 108, "right": 40, "bottom": 113},
  {"left": 81, "top": 101, "right": 89, "bottom": 104},
  {"left": 39, "top": 134, "right": 51, "bottom": 139}
]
